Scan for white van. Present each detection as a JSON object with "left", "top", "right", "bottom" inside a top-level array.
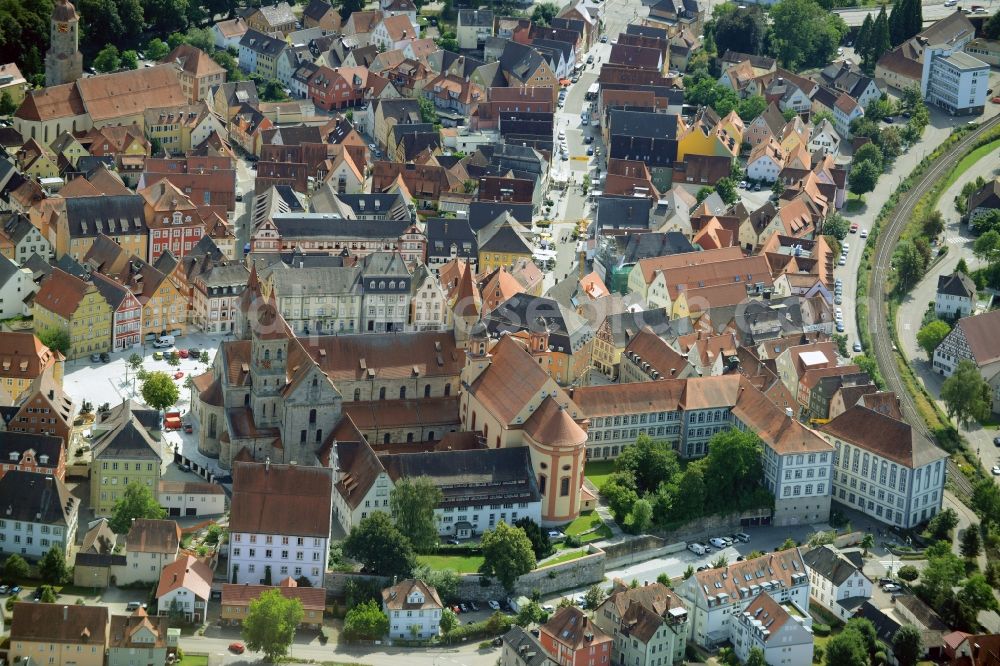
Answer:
[
  {"left": 153, "top": 335, "right": 175, "bottom": 349},
  {"left": 687, "top": 542, "right": 706, "bottom": 556}
]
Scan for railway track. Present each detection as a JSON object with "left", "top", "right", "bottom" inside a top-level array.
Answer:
[{"left": 866, "top": 114, "right": 1000, "bottom": 452}]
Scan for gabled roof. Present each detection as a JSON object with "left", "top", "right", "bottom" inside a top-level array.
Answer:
[
  {"left": 92, "top": 414, "right": 161, "bottom": 461},
  {"left": 11, "top": 602, "right": 108, "bottom": 645},
  {"left": 937, "top": 271, "right": 976, "bottom": 299},
  {"left": 33, "top": 267, "right": 92, "bottom": 320},
  {"left": 951, "top": 309, "right": 1000, "bottom": 366},
  {"left": 156, "top": 554, "right": 213, "bottom": 600},
  {"left": 802, "top": 545, "right": 869, "bottom": 587},
  {"left": 0, "top": 470, "right": 76, "bottom": 526},
  {"left": 230, "top": 461, "right": 333, "bottom": 537},
  {"left": 382, "top": 578, "right": 444, "bottom": 610},
  {"left": 821, "top": 404, "right": 947, "bottom": 468}
]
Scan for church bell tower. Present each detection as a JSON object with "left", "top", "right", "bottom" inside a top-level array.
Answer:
[{"left": 45, "top": 0, "right": 84, "bottom": 87}]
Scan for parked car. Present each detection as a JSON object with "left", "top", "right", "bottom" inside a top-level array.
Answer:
[
  {"left": 709, "top": 537, "right": 727, "bottom": 549},
  {"left": 488, "top": 600, "right": 500, "bottom": 610},
  {"left": 687, "top": 542, "right": 706, "bottom": 555},
  {"left": 586, "top": 146, "right": 594, "bottom": 156},
  {"left": 600, "top": 35, "right": 608, "bottom": 42},
  {"left": 178, "top": 349, "right": 189, "bottom": 359},
  {"left": 153, "top": 352, "right": 163, "bottom": 360},
  {"left": 9, "top": 585, "right": 20, "bottom": 595},
  {"left": 850, "top": 223, "right": 859, "bottom": 233},
  {"left": 446, "top": 538, "right": 460, "bottom": 545},
  {"left": 229, "top": 643, "right": 245, "bottom": 654},
  {"left": 882, "top": 583, "right": 901, "bottom": 593},
  {"left": 542, "top": 604, "right": 555, "bottom": 613},
  {"left": 90, "top": 353, "right": 102, "bottom": 363},
  {"left": 469, "top": 601, "right": 479, "bottom": 612},
  {"left": 188, "top": 348, "right": 201, "bottom": 357},
  {"left": 735, "top": 533, "right": 751, "bottom": 543},
  {"left": 126, "top": 601, "right": 146, "bottom": 611},
  {"left": 0, "top": 585, "right": 8, "bottom": 594},
  {"left": 993, "top": 436, "right": 1000, "bottom": 446},
  {"left": 835, "top": 294, "right": 843, "bottom": 305},
  {"left": 547, "top": 530, "right": 564, "bottom": 539},
  {"left": 853, "top": 341, "right": 863, "bottom": 353},
  {"left": 993, "top": 465, "right": 1000, "bottom": 476},
  {"left": 452, "top": 605, "right": 461, "bottom": 614},
  {"left": 174, "top": 371, "right": 184, "bottom": 380},
  {"left": 860, "top": 228, "right": 869, "bottom": 238},
  {"left": 836, "top": 322, "right": 845, "bottom": 332}
]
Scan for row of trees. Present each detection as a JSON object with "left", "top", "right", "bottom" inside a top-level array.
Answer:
[
  {"left": 854, "top": 0, "right": 922, "bottom": 75},
  {"left": 823, "top": 617, "right": 923, "bottom": 666},
  {"left": 708, "top": 0, "right": 848, "bottom": 71},
  {"left": 600, "top": 430, "right": 771, "bottom": 534}
]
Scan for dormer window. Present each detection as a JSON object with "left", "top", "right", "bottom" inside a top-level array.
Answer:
[{"left": 8, "top": 452, "right": 19, "bottom": 462}]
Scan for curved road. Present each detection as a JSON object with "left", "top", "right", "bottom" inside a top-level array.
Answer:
[{"left": 866, "top": 114, "right": 1000, "bottom": 493}]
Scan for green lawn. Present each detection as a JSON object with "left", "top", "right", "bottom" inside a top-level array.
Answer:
[
  {"left": 584, "top": 460, "right": 615, "bottom": 490},
  {"left": 177, "top": 655, "right": 208, "bottom": 666},
  {"left": 939, "top": 137, "right": 1000, "bottom": 195},
  {"left": 562, "top": 511, "right": 613, "bottom": 543},
  {"left": 542, "top": 549, "right": 589, "bottom": 567},
  {"left": 417, "top": 554, "right": 485, "bottom": 573}
]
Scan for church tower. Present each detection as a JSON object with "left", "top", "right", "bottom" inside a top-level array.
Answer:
[{"left": 45, "top": 0, "right": 84, "bottom": 87}]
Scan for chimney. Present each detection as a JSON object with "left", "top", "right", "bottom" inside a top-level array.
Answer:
[{"left": 63, "top": 605, "right": 68, "bottom": 620}]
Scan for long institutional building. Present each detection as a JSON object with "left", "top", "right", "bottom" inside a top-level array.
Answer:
[{"left": 186, "top": 265, "right": 947, "bottom": 533}]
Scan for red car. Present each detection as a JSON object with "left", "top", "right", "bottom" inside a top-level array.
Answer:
[
  {"left": 174, "top": 371, "right": 184, "bottom": 380},
  {"left": 992, "top": 97, "right": 1000, "bottom": 104},
  {"left": 177, "top": 349, "right": 189, "bottom": 359},
  {"left": 228, "top": 643, "right": 245, "bottom": 654},
  {"left": 850, "top": 222, "right": 859, "bottom": 233},
  {"left": 183, "top": 423, "right": 193, "bottom": 433}
]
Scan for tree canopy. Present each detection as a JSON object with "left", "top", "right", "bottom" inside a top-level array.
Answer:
[
  {"left": 768, "top": 0, "right": 848, "bottom": 70},
  {"left": 848, "top": 159, "right": 880, "bottom": 199},
  {"left": 916, "top": 320, "right": 951, "bottom": 356},
  {"left": 615, "top": 434, "right": 680, "bottom": 495},
  {"left": 141, "top": 371, "right": 180, "bottom": 411},
  {"left": 713, "top": 5, "right": 768, "bottom": 56},
  {"left": 242, "top": 589, "right": 304, "bottom": 660},
  {"left": 390, "top": 477, "right": 442, "bottom": 552},
  {"left": 109, "top": 481, "right": 167, "bottom": 534},
  {"left": 513, "top": 517, "right": 554, "bottom": 560},
  {"left": 39, "top": 544, "right": 69, "bottom": 584},
  {"left": 343, "top": 512, "right": 416, "bottom": 579},
  {"left": 941, "top": 359, "right": 992, "bottom": 428},
  {"left": 343, "top": 600, "right": 389, "bottom": 640},
  {"left": 479, "top": 522, "right": 536, "bottom": 590},
  {"left": 38, "top": 328, "right": 71, "bottom": 356}
]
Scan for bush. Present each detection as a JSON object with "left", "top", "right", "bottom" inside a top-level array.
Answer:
[
  {"left": 813, "top": 623, "right": 831, "bottom": 636},
  {"left": 564, "top": 535, "right": 582, "bottom": 548},
  {"left": 444, "top": 613, "right": 512, "bottom": 643}
]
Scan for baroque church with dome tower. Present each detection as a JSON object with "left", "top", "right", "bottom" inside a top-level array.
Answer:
[{"left": 45, "top": 0, "right": 84, "bottom": 87}]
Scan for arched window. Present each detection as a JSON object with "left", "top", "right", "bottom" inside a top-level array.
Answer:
[
  {"left": 471, "top": 412, "right": 477, "bottom": 430},
  {"left": 406, "top": 432, "right": 414, "bottom": 442},
  {"left": 383, "top": 433, "right": 390, "bottom": 444},
  {"left": 264, "top": 349, "right": 270, "bottom": 360},
  {"left": 560, "top": 477, "right": 570, "bottom": 496},
  {"left": 208, "top": 413, "right": 217, "bottom": 439},
  {"left": 309, "top": 409, "right": 317, "bottom": 424},
  {"left": 354, "top": 389, "right": 361, "bottom": 401},
  {"left": 538, "top": 474, "right": 547, "bottom": 495},
  {"left": 312, "top": 377, "right": 318, "bottom": 387},
  {"left": 428, "top": 431, "right": 435, "bottom": 441},
  {"left": 379, "top": 387, "right": 386, "bottom": 400},
  {"left": 424, "top": 384, "right": 431, "bottom": 397},
  {"left": 277, "top": 348, "right": 283, "bottom": 360},
  {"left": 399, "top": 386, "right": 406, "bottom": 399}
]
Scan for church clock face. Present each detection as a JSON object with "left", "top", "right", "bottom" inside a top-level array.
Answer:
[{"left": 57, "top": 23, "right": 69, "bottom": 33}]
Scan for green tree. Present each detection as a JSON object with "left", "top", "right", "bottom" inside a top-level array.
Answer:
[
  {"left": 849, "top": 159, "right": 880, "bottom": 199},
  {"left": 439, "top": 607, "right": 458, "bottom": 634},
  {"left": 960, "top": 526, "right": 981, "bottom": 559},
  {"left": 985, "top": 9, "right": 1000, "bottom": 39},
  {"left": 898, "top": 565, "right": 919, "bottom": 582},
  {"left": 918, "top": 541, "right": 965, "bottom": 608},
  {"left": 780, "top": 537, "right": 798, "bottom": 550},
  {"left": 109, "top": 481, "right": 167, "bottom": 533},
  {"left": 624, "top": 498, "right": 653, "bottom": 534},
  {"left": 959, "top": 573, "right": 999, "bottom": 614},
  {"left": 892, "top": 624, "right": 923, "bottom": 666},
  {"left": 856, "top": 13, "right": 874, "bottom": 72},
  {"left": 531, "top": 2, "right": 558, "bottom": 25},
  {"left": 973, "top": 229, "right": 1000, "bottom": 265},
  {"left": 120, "top": 49, "right": 139, "bottom": 70},
  {"left": 39, "top": 544, "right": 69, "bottom": 584},
  {"left": 737, "top": 95, "right": 767, "bottom": 122},
  {"left": 339, "top": 0, "right": 364, "bottom": 19},
  {"left": 701, "top": 429, "right": 763, "bottom": 514},
  {"left": 823, "top": 212, "right": 849, "bottom": 240},
  {"left": 695, "top": 186, "right": 714, "bottom": 204},
  {"left": 0, "top": 90, "right": 16, "bottom": 116},
  {"left": 615, "top": 434, "right": 679, "bottom": 494},
  {"left": 746, "top": 647, "right": 767, "bottom": 666},
  {"left": 145, "top": 0, "right": 190, "bottom": 35},
  {"left": 480, "top": 522, "right": 536, "bottom": 591},
  {"left": 3, "top": 554, "right": 29, "bottom": 580},
  {"left": 871, "top": 5, "right": 892, "bottom": 64},
  {"left": 390, "top": 476, "right": 442, "bottom": 552},
  {"left": 927, "top": 508, "right": 959, "bottom": 541},
  {"left": 141, "top": 371, "right": 180, "bottom": 411},
  {"left": 713, "top": 5, "right": 768, "bottom": 56},
  {"left": 38, "top": 328, "right": 71, "bottom": 356},
  {"left": 715, "top": 177, "right": 739, "bottom": 205},
  {"left": 916, "top": 320, "right": 951, "bottom": 356},
  {"left": 599, "top": 472, "right": 639, "bottom": 521},
  {"left": 513, "top": 517, "right": 554, "bottom": 559},
  {"left": 845, "top": 618, "right": 878, "bottom": 659},
  {"left": 418, "top": 96, "right": 439, "bottom": 124},
  {"left": 93, "top": 44, "right": 122, "bottom": 72},
  {"left": 860, "top": 533, "right": 875, "bottom": 557},
  {"left": 210, "top": 49, "right": 244, "bottom": 81},
  {"left": 584, "top": 584, "right": 606, "bottom": 610},
  {"left": 515, "top": 601, "right": 547, "bottom": 626},
  {"left": 669, "top": 465, "right": 706, "bottom": 520},
  {"left": 854, "top": 142, "right": 885, "bottom": 172},
  {"left": 768, "top": 0, "right": 847, "bottom": 70},
  {"left": 343, "top": 599, "right": 389, "bottom": 640},
  {"left": 922, "top": 209, "right": 945, "bottom": 237},
  {"left": 343, "top": 512, "right": 416, "bottom": 579},
  {"left": 973, "top": 479, "right": 1000, "bottom": 527},
  {"left": 942, "top": 359, "right": 992, "bottom": 428},
  {"left": 973, "top": 209, "right": 1000, "bottom": 235},
  {"left": 894, "top": 240, "right": 926, "bottom": 291},
  {"left": 145, "top": 37, "right": 170, "bottom": 60},
  {"left": 242, "top": 589, "right": 304, "bottom": 659},
  {"left": 825, "top": 628, "right": 868, "bottom": 666}
]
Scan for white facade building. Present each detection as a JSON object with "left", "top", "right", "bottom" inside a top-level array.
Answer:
[
  {"left": 678, "top": 548, "right": 810, "bottom": 649},
  {"left": 228, "top": 461, "right": 334, "bottom": 588},
  {"left": 0, "top": 256, "right": 36, "bottom": 320},
  {"left": 158, "top": 480, "right": 227, "bottom": 517},
  {"left": 0, "top": 471, "right": 77, "bottom": 561},
  {"left": 922, "top": 46, "right": 989, "bottom": 115},
  {"left": 382, "top": 579, "right": 444, "bottom": 641},
  {"left": 822, "top": 404, "right": 948, "bottom": 529},
  {"left": 156, "top": 554, "right": 212, "bottom": 623},
  {"left": 802, "top": 545, "right": 872, "bottom": 622},
  {"left": 732, "top": 593, "right": 814, "bottom": 666}
]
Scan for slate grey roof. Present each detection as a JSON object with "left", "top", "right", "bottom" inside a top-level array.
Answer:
[
  {"left": 240, "top": 29, "right": 288, "bottom": 57},
  {"left": 379, "top": 446, "right": 540, "bottom": 508},
  {"left": 802, "top": 545, "right": 867, "bottom": 587},
  {"left": 486, "top": 293, "right": 594, "bottom": 354},
  {"left": 458, "top": 9, "right": 494, "bottom": 27},
  {"left": 626, "top": 24, "right": 668, "bottom": 39},
  {"left": 2, "top": 212, "right": 38, "bottom": 245},
  {"left": 92, "top": 415, "right": 161, "bottom": 461},
  {"left": 620, "top": 232, "right": 694, "bottom": 264},
  {"left": 596, "top": 196, "right": 652, "bottom": 231},
  {"left": 64, "top": 195, "right": 146, "bottom": 238},
  {"left": 214, "top": 81, "right": 260, "bottom": 108},
  {"left": 272, "top": 213, "right": 412, "bottom": 239},
  {"left": 425, "top": 218, "right": 478, "bottom": 261},
  {"left": 609, "top": 109, "right": 678, "bottom": 140},
  {"left": 0, "top": 470, "right": 76, "bottom": 527},
  {"left": 0, "top": 254, "right": 19, "bottom": 285},
  {"left": 99, "top": 400, "right": 161, "bottom": 432},
  {"left": 303, "top": 0, "right": 335, "bottom": 21},
  {"left": 499, "top": 40, "right": 545, "bottom": 84},
  {"left": 334, "top": 193, "right": 411, "bottom": 221},
  {"left": 360, "top": 251, "right": 410, "bottom": 279},
  {"left": 936, "top": 271, "right": 975, "bottom": 299},
  {"left": 501, "top": 626, "right": 556, "bottom": 666},
  {"left": 601, "top": 308, "right": 687, "bottom": 347},
  {"left": 468, "top": 201, "right": 533, "bottom": 230},
  {"left": 267, "top": 263, "right": 361, "bottom": 296},
  {"left": 0, "top": 432, "right": 63, "bottom": 471}
]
